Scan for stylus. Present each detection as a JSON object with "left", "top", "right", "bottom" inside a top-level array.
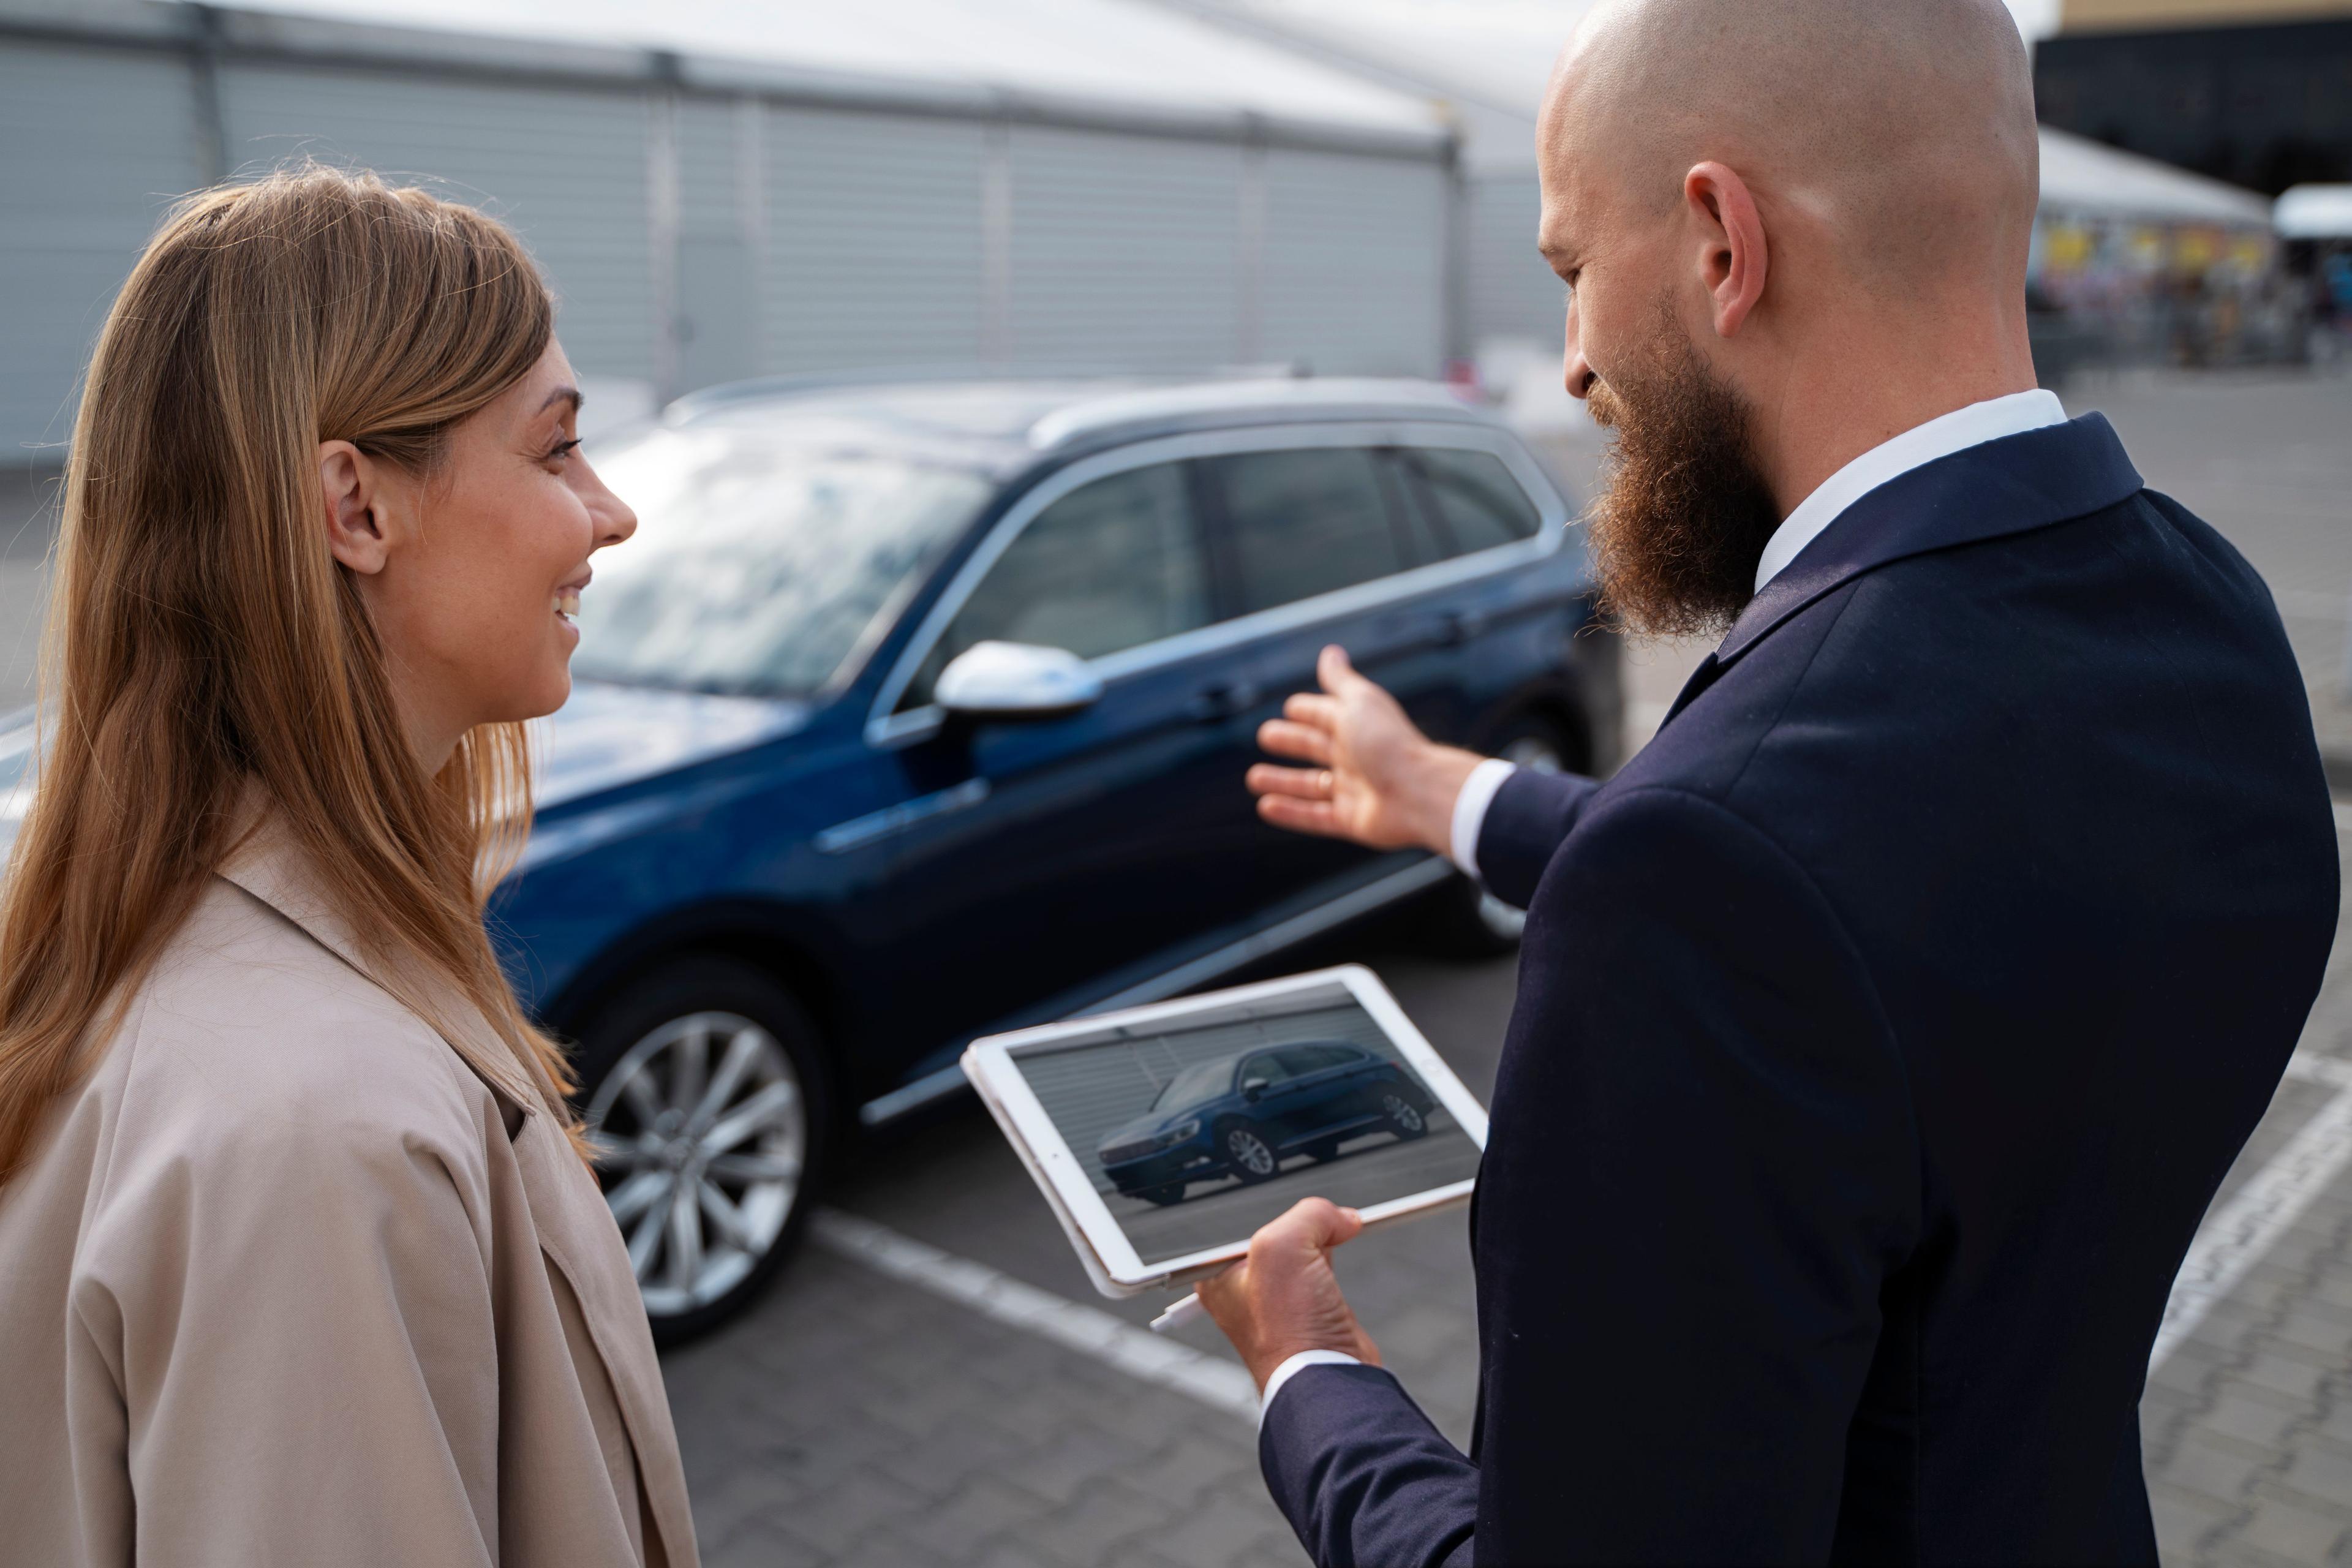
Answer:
[{"left": 1149, "top": 1291, "right": 1208, "bottom": 1334}]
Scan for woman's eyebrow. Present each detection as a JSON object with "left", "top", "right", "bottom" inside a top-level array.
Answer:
[{"left": 538, "top": 385, "right": 582, "bottom": 415}]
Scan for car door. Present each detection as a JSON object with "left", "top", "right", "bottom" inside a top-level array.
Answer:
[
  {"left": 1210, "top": 431, "right": 1564, "bottom": 914},
  {"left": 1269, "top": 1044, "right": 1362, "bottom": 1142},
  {"left": 867, "top": 455, "right": 1266, "bottom": 1057},
  {"left": 1234, "top": 1049, "right": 1309, "bottom": 1143},
  {"left": 1196, "top": 437, "right": 1468, "bottom": 908}
]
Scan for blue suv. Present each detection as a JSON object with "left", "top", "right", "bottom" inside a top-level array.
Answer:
[
  {"left": 179, "top": 374, "right": 1611, "bottom": 1340},
  {"left": 1098, "top": 1041, "right": 1433, "bottom": 1206}
]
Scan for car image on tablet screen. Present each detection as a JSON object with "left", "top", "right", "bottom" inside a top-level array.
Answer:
[{"left": 1095, "top": 1042, "right": 1433, "bottom": 1206}]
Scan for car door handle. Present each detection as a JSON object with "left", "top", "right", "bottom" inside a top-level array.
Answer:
[
  {"left": 1432, "top": 608, "right": 1489, "bottom": 647},
  {"left": 1188, "top": 680, "right": 1262, "bottom": 723}
]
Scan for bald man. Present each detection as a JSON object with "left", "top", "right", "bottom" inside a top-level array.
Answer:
[{"left": 1197, "top": 1, "right": 2338, "bottom": 1562}]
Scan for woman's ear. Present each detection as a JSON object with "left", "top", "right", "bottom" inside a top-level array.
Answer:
[{"left": 318, "top": 440, "right": 393, "bottom": 576}]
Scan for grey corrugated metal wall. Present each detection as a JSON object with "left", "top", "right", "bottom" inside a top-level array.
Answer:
[
  {"left": 0, "top": 39, "right": 207, "bottom": 459},
  {"left": 0, "top": 25, "right": 1457, "bottom": 459},
  {"left": 219, "top": 64, "right": 658, "bottom": 382},
  {"left": 1260, "top": 147, "right": 1448, "bottom": 375},
  {"left": 763, "top": 105, "right": 993, "bottom": 374},
  {"left": 1008, "top": 125, "right": 1245, "bottom": 370},
  {"left": 1465, "top": 174, "right": 1564, "bottom": 352}
]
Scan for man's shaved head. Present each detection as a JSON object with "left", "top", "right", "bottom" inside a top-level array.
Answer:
[
  {"left": 1537, "top": 0, "right": 2044, "bottom": 635},
  {"left": 1544, "top": 0, "right": 2038, "bottom": 292}
]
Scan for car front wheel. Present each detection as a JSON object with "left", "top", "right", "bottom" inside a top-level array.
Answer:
[
  {"left": 571, "top": 956, "right": 829, "bottom": 1346},
  {"left": 1381, "top": 1091, "right": 1429, "bottom": 1140},
  {"left": 1220, "top": 1121, "right": 1280, "bottom": 1185}
]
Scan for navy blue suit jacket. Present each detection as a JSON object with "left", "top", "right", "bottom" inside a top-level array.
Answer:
[{"left": 1259, "top": 415, "right": 2339, "bottom": 1566}]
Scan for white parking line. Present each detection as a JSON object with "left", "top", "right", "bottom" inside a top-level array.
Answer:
[
  {"left": 810, "top": 1207, "right": 1261, "bottom": 1423},
  {"left": 2152, "top": 1051, "right": 2352, "bottom": 1369}
]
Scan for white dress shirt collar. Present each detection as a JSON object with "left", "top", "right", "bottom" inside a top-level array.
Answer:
[{"left": 1752, "top": 388, "right": 2068, "bottom": 592}]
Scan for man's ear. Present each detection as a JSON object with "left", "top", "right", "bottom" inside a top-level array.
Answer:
[
  {"left": 318, "top": 440, "right": 392, "bottom": 576},
  {"left": 1683, "top": 161, "right": 1768, "bottom": 339}
]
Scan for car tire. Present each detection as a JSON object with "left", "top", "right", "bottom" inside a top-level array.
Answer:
[
  {"left": 1139, "top": 1185, "right": 1187, "bottom": 1207},
  {"left": 1305, "top": 1139, "right": 1343, "bottom": 1163},
  {"left": 568, "top": 955, "right": 830, "bottom": 1348},
  {"left": 1380, "top": 1090, "right": 1430, "bottom": 1141},
  {"left": 1218, "top": 1120, "right": 1281, "bottom": 1185},
  {"left": 1419, "top": 717, "right": 1576, "bottom": 957}
]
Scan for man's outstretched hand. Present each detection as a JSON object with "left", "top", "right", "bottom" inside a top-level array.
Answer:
[
  {"left": 1196, "top": 1198, "right": 1382, "bottom": 1390},
  {"left": 1247, "top": 646, "right": 1486, "bottom": 858}
]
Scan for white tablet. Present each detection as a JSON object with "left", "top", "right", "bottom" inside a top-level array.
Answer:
[{"left": 960, "top": 964, "right": 1489, "bottom": 1298}]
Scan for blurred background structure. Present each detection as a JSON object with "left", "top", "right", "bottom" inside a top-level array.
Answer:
[{"left": 0, "top": 0, "right": 1463, "bottom": 465}]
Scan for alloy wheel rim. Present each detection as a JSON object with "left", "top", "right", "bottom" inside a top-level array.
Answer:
[
  {"left": 585, "top": 1011, "right": 805, "bottom": 1316},
  {"left": 1383, "top": 1093, "right": 1424, "bottom": 1133},
  {"left": 1475, "top": 735, "right": 1566, "bottom": 940},
  {"left": 1230, "top": 1129, "right": 1275, "bottom": 1174}
]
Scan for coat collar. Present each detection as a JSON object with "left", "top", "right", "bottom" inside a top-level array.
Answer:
[
  {"left": 1714, "top": 412, "right": 2143, "bottom": 673},
  {"left": 215, "top": 793, "right": 557, "bottom": 1117}
]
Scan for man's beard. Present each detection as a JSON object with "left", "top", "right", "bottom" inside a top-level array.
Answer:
[{"left": 1584, "top": 331, "right": 1782, "bottom": 638}]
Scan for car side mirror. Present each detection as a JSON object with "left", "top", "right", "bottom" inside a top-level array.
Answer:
[
  {"left": 1242, "top": 1079, "right": 1268, "bottom": 1100},
  {"left": 934, "top": 641, "right": 1103, "bottom": 723}
]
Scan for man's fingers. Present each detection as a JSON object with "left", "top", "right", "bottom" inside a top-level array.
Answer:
[
  {"left": 1255, "top": 718, "right": 1335, "bottom": 766},
  {"left": 1247, "top": 762, "right": 1332, "bottom": 799},
  {"left": 1256, "top": 794, "right": 1344, "bottom": 836},
  {"left": 1257, "top": 1196, "right": 1366, "bottom": 1257},
  {"left": 1194, "top": 1260, "right": 1243, "bottom": 1314},
  {"left": 1316, "top": 644, "right": 1362, "bottom": 695},
  {"left": 1281, "top": 692, "right": 1341, "bottom": 729}
]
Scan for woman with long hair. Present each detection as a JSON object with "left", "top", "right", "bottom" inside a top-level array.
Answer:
[{"left": 0, "top": 167, "right": 696, "bottom": 1566}]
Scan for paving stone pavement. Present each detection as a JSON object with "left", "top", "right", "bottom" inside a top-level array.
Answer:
[{"left": 662, "top": 1242, "right": 1304, "bottom": 1568}]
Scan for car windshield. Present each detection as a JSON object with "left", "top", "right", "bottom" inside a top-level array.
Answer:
[
  {"left": 1150, "top": 1057, "right": 1235, "bottom": 1112},
  {"left": 570, "top": 428, "right": 993, "bottom": 696}
]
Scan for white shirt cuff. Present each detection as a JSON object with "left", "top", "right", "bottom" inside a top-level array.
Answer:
[
  {"left": 1448, "top": 758, "right": 1519, "bottom": 882},
  {"left": 1257, "top": 1348, "right": 1365, "bottom": 1428}
]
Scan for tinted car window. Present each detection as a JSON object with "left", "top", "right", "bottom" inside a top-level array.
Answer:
[
  {"left": 906, "top": 461, "right": 1210, "bottom": 708},
  {"left": 1216, "top": 448, "right": 1407, "bottom": 614},
  {"left": 1152, "top": 1056, "right": 1235, "bottom": 1111},
  {"left": 1276, "top": 1044, "right": 1354, "bottom": 1074},
  {"left": 1403, "top": 447, "right": 1542, "bottom": 557},
  {"left": 573, "top": 429, "right": 991, "bottom": 696}
]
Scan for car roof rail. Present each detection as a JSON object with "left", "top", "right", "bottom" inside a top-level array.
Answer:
[{"left": 660, "top": 361, "right": 1313, "bottom": 424}]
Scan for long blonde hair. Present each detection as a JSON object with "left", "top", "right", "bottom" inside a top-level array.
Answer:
[{"left": 0, "top": 166, "right": 582, "bottom": 1178}]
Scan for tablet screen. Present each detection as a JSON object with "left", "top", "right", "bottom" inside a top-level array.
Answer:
[{"left": 1001, "top": 980, "right": 1482, "bottom": 1268}]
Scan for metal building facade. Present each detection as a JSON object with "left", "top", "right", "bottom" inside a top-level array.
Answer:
[{"left": 0, "top": 1, "right": 1457, "bottom": 461}]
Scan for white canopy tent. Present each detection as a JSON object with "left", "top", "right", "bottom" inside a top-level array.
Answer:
[
  {"left": 2277, "top": 184, "right": 2352, "bottom": 241},
  {"left": 204, "top": 0, "right": 1450, "bottom": 147}
]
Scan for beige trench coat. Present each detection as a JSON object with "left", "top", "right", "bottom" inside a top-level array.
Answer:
[{"left": 0, "top": 816, "right": 699, "bottom": 1567}]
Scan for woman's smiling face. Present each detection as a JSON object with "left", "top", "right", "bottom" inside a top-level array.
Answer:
[{"left": 318, "top": 339, "right": 637, "bottom": 767}]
